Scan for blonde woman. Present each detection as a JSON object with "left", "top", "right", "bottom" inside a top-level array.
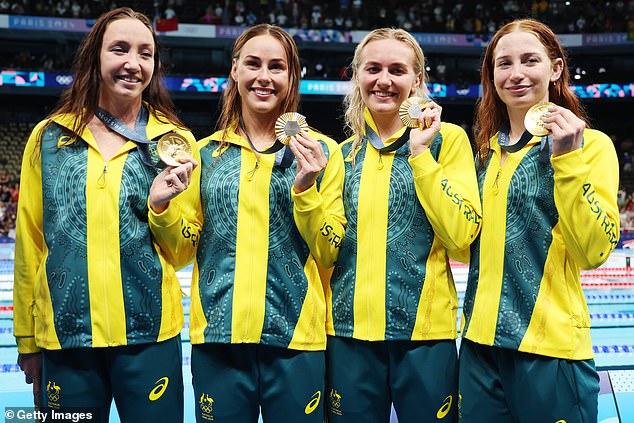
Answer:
[{"left": 326, "top": 28, "right": 481, "bottom": 423}]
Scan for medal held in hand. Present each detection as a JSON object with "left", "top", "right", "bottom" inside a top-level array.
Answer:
[
  {"left": 524, "top": 102, "right": 555, "bottom": 136},
  {"left": 157, "top": 133, "right": 192, "bottom": 167},
  {"left": 275, "top": 112, "right": 308, "bottom": 145},
  {"left": 399, "top": 97, "right": 429, "bottom": 128}
]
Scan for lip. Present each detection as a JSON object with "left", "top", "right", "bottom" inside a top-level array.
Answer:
[
  {"left": 370, "top": 90, "right": 398, "bottom": 100},
  {"left": 116, "top": 75, "right": 142, "bottom": 85},
  {"left": 251, "top": 86, "right": 275, "bottom": 99},
  {"left": 507, "top": 85, "right": 530, "bottom": 94}
]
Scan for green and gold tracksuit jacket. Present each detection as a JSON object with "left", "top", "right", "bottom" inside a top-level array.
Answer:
[
  {"left": 14, "top": 111, "right": 199, "bottom": 354},
  {"left": 461, "top": 129, "right": 620, "bottom": 360},
  {"left": 167, "top": 125, "right": 346, "bottom": 351},
  {"left": 328, "top": 110, "right": 481, "bottom": 341}
]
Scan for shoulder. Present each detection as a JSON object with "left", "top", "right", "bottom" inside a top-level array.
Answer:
[
  {"left": 31, "top": 118, "right": 53, "bottom": 136},
  {"left": 339, "top": 135, "right": 356, "bottom": 152},
  {"left": 439, "top": 122, "right": 469, "bottom": 140},
  {"left": 581, "top": 128, "right": 617, "bottom": 160},
  {"left": 198, "top": 129, "right": 225, "bottom": 149},
  {"left": 48, "top": 113, "right": 79, "bottom": 133},
  {"left": 582, "top": 128, "right": 611, "bottom": 146}
]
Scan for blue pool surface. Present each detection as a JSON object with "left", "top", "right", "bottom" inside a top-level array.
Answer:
[{"left": 1, "top": 249, "right": 633, "bottom": 422}]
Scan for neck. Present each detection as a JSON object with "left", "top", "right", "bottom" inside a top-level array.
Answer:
[
  {"left": 98, "top": 96, "right": 143, "bottom": 128},
  {"left": 372, "top": 112, "right": 402, "bottom": 141},
  {"left": 240, "top": 109, "right": 277, "bottom": 148},
  {"left": 506, "top": 106, "right": 529, "bottom": 144}
]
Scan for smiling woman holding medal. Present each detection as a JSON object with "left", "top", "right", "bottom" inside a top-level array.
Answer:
[
  {"left": 159, "top": 23, "right": 345, "bottom": 422},
  {"left": 459, "top": 19, "right": 620, "bottom": 423},
  {"left": 13, "top": 7, "right": 198, "bottom": 422},
  {"left": 326, "top": 28, "right": 481, "bottom": 423}
]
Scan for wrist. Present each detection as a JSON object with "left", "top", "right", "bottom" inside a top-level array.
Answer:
[
  {"left": 293, "top": 182, "right": 314, "bottom": 194},
  {"left": 409, "top": 142, "right": 429, "bottom": 157},
  {"left": 150, "top": 201, "right": 169, "bottom": 214}
]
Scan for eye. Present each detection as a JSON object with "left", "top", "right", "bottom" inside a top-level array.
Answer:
[
  {"left": 365, "top": 66, "right": 380, "bottom": 73},
  {"left": 244, "top": 60, "right": 259, "bottom": 69},
  {"left": 269, "top": 62, "right": 286, "bottom": 72},
  {"left": 141, "top": 50, "right": 154, "bottom": 59}
]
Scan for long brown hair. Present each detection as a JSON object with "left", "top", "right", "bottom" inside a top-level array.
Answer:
[
  {"left": 215, "top": 24, "right": 301, "bottom": 143},
  {"left": 40, "top": 7, "right": 183, "bottom": 144},
  {"left": 474, "top": 18, "right": 587, "bottom": 164}
]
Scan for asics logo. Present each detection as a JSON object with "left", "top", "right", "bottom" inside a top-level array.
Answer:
[
  {"left": 305, "top": 391, "right": 321, "bottom": 415},
  {"left": 436, "top": 395, "right": 453, "bottom": 419},
  {"left": 148, "top": 377, "right": 169, "bottom": 401}
]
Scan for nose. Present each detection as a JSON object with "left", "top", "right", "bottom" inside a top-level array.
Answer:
[
  {"left": 509, "top": 63, "right": 524, "bottom": 81},
  {"left": 257, "top": 67, "right": 272, "bottom": 82},
  {"left": 377, "top": 69, "right": 391, "bottom": 86},
  {"left": 124, "top": 54, "right": 141, "bottom": 72}
]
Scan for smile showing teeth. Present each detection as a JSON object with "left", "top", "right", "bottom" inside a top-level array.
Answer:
[
  {"left": 253, "top": 88, "right": 273, "bottom": 95},
  {"left": 118, "top": 76, "right": 140, "bottom": 83},
  {"left": 373, "top": 91, "right": 395, "bottom": 98}
]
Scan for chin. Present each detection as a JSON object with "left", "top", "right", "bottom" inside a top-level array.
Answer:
[{"left": 371, "top": 103, "right": 398, "bottom": 114}]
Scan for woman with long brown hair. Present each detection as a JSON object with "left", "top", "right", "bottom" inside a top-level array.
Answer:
[
  {"left": 14, "top": 7, "right": 198, "bottom": 422},
  {"left": 459, "top": 18, "right": 619, "bottom": 423},
  {"left": 151, "top": 23, "right": 345, "bottom": 422}
]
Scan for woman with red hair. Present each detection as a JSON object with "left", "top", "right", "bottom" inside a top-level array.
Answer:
[{"left": 459, "top": 18, "right": 619, "bottom": 423}]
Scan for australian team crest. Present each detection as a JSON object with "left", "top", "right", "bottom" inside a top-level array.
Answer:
[
  {"left": 199, "top": 393, "right": 214, "bottom": 420},
  {"left": 47, "top": 381, "right": 61, "bottom": 408},
  {"left": 329, "top": 389, "right": 342, "bottom": 416}
]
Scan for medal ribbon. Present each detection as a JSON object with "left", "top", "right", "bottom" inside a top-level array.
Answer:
[
  {"left": 239, "top": 116, "right": 294, "bottom": 168},
  {"left": 497, "top": 121, "right": 535, "bottom": 153},
  {"left": 95, "top": 105, "right": 161, "bottom": 167},
  {"left": 365, "top": 124, "right": 411, "bottom": 153},
  {"left": 498, "top": 121, "right": 553, "bottom": 161}
]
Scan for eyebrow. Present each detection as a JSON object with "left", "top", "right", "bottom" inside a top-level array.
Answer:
[
  {"left": 495, "top": 52, "right": 542, "bottom": 61},
  {"left": 242, "top": 54, "right": 286, "bottom": 62},
  {"left": 364, "top": 60, "right": 409, "bottom": 67},
  {"left": 106, "top": 39, "right": 154, "bottom": 49}
]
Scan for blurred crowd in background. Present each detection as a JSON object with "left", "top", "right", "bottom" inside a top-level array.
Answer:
[{"left": 0, "top": 0, "right": 632, "bottom": 240}]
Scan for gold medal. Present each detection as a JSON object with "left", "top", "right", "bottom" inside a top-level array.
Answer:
[
  {"left": 157, "top": 133, "right": 192, "bottom": 167},
  {"left": 524, "top": 102, "right": 555, "bottom": 136},
  {"left": 399, "top": 97, "right": 429, "bottom": 128},
  {"left": 275, "top": 112, "right": 308, "bottom": 145}
]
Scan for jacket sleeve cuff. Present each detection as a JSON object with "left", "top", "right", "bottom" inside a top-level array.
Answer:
[
  {"left": 292, "top": 183, "right": 321, "bottom": 212},
  {"left": 16, "top": 337, "right": 40, "bottom": 354},
  {"left": 148, "top": 199, "right": 181, "bottom": 228},
  {"left": 408, "top": 148, "right": 439, "bottom": 177},
  {"left": 551, "top": 148, "right": 585, "bottom": 175}
]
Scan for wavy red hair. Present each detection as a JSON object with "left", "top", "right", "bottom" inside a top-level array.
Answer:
[{"left": 474, "top": 18, "right": 588, "bottom": 165}]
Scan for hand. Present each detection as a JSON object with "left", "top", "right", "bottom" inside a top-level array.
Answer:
[
  {"left": 409, "top": 101, "right": 442, "bottom": 157},
  {"left": 289, "top": 132, "right": 327, "bottom": 193},
  {"left": 149, "top": 155, "right": 198, "bottom": 213},
  {"left": 18, "top": 352, "right": 42, "bottom": 409},
  {"left": 541, "top": 105, "right": 585, "bottom": 157}
]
